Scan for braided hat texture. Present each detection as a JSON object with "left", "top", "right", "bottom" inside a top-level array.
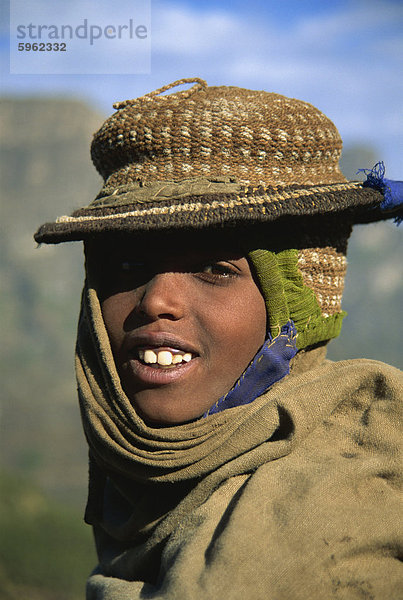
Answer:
[
  {"left": 34, "top": 77, "right": 385, "bottom": 244},
  {"left": 35, "top": 78, "right": 398, "bottom": 350}
]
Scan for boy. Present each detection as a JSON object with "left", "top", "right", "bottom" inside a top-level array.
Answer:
[{"left": 35, "top": 78, "right": 402, "bottom": 599}]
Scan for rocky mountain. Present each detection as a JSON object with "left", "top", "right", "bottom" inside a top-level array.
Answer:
[{"left": 1, "top": 97, "right": 103, "bottom": 506}]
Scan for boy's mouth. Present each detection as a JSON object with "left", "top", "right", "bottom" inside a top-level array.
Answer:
[{"left": 133, "top": 347, "right": 196, "bottom": 369}]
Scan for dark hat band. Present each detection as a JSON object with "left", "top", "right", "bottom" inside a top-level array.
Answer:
[{"left": 34, "top": 179, "right": 383, "bottom": 244}]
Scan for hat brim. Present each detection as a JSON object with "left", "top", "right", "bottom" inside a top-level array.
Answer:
[{"left": 34, "top": 181, "right": 386, "bottom": 244}]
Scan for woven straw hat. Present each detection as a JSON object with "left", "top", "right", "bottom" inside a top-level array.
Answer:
[{"left": 34, "top": 77, "right": 390, "bottom": 244}]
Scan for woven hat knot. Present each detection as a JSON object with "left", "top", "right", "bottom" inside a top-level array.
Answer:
[{"left": 112, "top": 78, "right": 208, "bottom": 110}]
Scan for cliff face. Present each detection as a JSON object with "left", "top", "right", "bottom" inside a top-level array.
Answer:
[
  {"left": 0, "top": 98, "right": 103, "bottom": 506},
  {"left": 0, "top": 98, "right": 402, "bottom": 510},
  {"left": 331, "top": 146, "right": 403, "bottom": 366}
]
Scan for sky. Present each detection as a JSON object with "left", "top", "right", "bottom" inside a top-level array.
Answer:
[{"left": 1, "top": 0, "right": 403, "bottom": 176}]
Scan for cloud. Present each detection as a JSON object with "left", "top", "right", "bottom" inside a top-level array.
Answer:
[
  {"left": 2, "top": 1, "right": 401, "bottom": 174},
  {"left": 152, "top": 0, "right": 402, "bottom": 59},
  {"left": 295, "top": 0, "right": 403, "bottom": 42},
  {"left": 148, "top": 1, "right": 402, "bottom": 175},
  {"left": 152, "top": 6, "right": 238, "bottom": 55}
]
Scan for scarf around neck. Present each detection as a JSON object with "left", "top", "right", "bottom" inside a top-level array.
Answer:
[
  {"left": 75, "top": 278, "right": 403, "bottom": 597},
  {"left": 76, "top": 280, "right": 320, "bottom": 487}
]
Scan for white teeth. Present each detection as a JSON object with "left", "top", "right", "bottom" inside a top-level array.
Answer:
[
  {"left": 157, "top": 351, "right": 173, "bottom": 366},
  {"left": 172, "top": 354, "right": 184, "bottom": 364},
  {"left": 139, "top": 348, "right": 194, "bottom": 366},
  {"left": 144, "top": 349, "right": 157, "bottom": 364}
]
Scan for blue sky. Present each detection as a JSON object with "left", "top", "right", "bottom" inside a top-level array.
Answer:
[{"left": 1, "top": 0, "right": 402, "bottom": 176}]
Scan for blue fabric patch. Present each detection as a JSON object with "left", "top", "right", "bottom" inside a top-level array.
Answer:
[
  {"left": 358, "top": 161, "right": 403, "bottom": 225},
  {"left": 204, "top": 320, "right": 298, "bottom": 417}
]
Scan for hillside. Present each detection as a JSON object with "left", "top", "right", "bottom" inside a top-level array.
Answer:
[
  {"left": 0, "top": 471, "right": 95, "bottom": 600},
  {"left": 1, "top": 97, "right": 103, "bottom": 504},
  {"left": 330, "top": 146, "right": 403, "bottom": 365}
]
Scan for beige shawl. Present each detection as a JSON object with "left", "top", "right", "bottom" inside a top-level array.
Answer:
[{"left": 77, "top": 282, "right": 403, "bottom": 599}]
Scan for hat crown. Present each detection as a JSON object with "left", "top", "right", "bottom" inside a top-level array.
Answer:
[
  {"left": 35, "top": 79, "right": 387, "bottom": 249},
  {"left": 91, "top": 81, "right": 346, "bottom": 189}
]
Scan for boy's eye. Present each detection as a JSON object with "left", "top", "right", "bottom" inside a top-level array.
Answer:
[
  {"left": 196, "top": 261, "right": 239, "bottom": 283},
  {"left": 121, "top": 261, "right": 132, "bottom": 272},
  {"left": 120, "top": 260, "right": 145, "bottom": 272},
  {"left": 202, "top": 263, "right": 234, "bottom": 277},
  {"left": 111, "top": 260, "right": 150, "bottom": 286}
]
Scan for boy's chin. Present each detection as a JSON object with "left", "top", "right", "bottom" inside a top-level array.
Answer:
[{"left": 124, "top": 385, "right": 219, "bottom": 426}]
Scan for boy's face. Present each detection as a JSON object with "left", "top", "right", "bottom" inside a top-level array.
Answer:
[{"left": 93, "top": 232, "right": 267, "bottom": 425}]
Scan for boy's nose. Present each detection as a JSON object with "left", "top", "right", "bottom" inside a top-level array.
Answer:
[{"left": 136, "top": 272, "right": 186, "bottom": 321}]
